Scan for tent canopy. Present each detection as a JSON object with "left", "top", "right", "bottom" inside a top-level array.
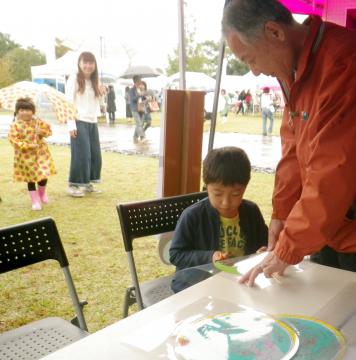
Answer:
[
  {"left": 221, "top": 72, "right": 280, "bottom": 93},
  {"left": 31, "top": 51, "right": 78, "bottom": 78}
]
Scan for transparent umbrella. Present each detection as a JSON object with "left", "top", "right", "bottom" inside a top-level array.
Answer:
[
  {"left": 119, "top": 65, "right": 161, "bottom": 79},
  {"left": 0, "top": 81, "right": 77, "bottom": 123}
]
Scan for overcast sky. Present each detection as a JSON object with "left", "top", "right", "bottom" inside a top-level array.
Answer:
[{"left": 1, "top": 0, "right": 225, "bottom": 71}]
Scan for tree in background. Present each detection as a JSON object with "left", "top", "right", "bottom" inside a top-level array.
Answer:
[
  {"left": 2, "top": 47, "right": 45, "bottom": 83},
  {"left": 226, "top": 48, "right": 249, "bottom": 75},
  {"left": 198, "top": 40, "right": 219, "bottom": 77},
  {"left": 0, "top": 33, "right": 19, "bottom": 58},
  {"left": 55, "top": 38, "right": 72, "bottom": 59},
  {"left": 0, "top": 32, "right": 45, "bottom": 88},
  {"left": 166, "top": 22, "right": 249, "bottom": 77},
  {"left": 166, "top": 26, "right": 205, "bottom": 76},
  {"left": 122, "top": 44, "right": 136, "bottom": 67},
  {"left": 0, "top": 59, "right": 13, "bottom": 88}
]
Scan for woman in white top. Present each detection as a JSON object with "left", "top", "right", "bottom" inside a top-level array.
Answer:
[{"left": 65, "top": 51, "right": 104, "bottom": 197}]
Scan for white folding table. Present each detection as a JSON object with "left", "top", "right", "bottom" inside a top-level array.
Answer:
[{"left": 42, "top": 255, "right": 356, "bottom": 359}]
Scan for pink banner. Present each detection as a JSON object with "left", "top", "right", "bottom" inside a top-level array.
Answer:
[{"left": 279, "top": 0, "right": 324, "bottom": 15}]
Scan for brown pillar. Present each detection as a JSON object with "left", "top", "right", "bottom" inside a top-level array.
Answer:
[{"left": 160, "top": 89, "right": 205, "bottom": 197}]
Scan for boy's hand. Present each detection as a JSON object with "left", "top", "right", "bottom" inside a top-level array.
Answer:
[{"left": 212, "top": 251, "right": 228, "bottom": 262}]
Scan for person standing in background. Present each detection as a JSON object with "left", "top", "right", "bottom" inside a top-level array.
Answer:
[
  {"left": 220, "top": 89, "right": 230, "bottom": 123},
  {"left": 100, "top": 85, "right": 108, "bottom": 118},
  {"left": 125, "top": 86, "right": 132, "bottom": 120},
  {"left": 237, "top": 89, "right": 246, "bottom": 115},
  {"left": 65, "top": 51, "right": 104, "bottom": 197},
  {"left": 129, "top": 75, "right": 146, "bottom": 143},
  {"left": 139, "top": 81, "right": 152, "bottom": 132},
  {"left": 106, "top": 85, "right": 116, "bottom": 124},
  {"left": 260, "top": 87, "right": 274, "bottom": 136},
  {"left": 244, "top": 90, "right": 253, "bottom": 114}
]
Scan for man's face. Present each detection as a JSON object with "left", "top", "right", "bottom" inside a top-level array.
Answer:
[{"left": 226, "top": 28, "right": 291, "bottom": 80}]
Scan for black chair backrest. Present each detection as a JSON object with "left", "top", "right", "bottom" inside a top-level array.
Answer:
[
  {"left": 0, "top": 217, "right": 69, "bottom": 274},
  {"left": 117, "top": 191, "right": 208, "bottom": 252}
]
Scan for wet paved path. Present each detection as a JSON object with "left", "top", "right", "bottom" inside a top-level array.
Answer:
[{"left": 0, "top": 115, "right": 281, "bottom": 172}]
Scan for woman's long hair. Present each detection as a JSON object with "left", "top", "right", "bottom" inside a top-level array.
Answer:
[{"left": 76, "top": 52, "right": 101, "bottom": 97}]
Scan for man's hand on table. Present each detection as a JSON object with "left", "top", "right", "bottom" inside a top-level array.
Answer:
[{"left": 239, "top": 251, "right": 289, "bottom": 287}]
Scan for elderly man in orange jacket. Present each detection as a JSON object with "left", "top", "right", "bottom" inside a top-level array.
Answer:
[{"left": 222, "top": 0, "right": 356, "bottom": 286}]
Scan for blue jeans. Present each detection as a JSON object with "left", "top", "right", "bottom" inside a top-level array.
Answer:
[
  {"left": 143, "top": 111, "right": 152, "bottom": 131},
  {"left": 262, "top": 108, "right": 274, "bottom": 135},
  {"left": 132, "top": 111, "right": 145, "bottom": 139},
  {"left": 69, "top": 120, "right": 102, "bottom": 186}
]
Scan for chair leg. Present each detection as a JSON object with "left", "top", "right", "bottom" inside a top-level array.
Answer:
[
  {"left": 122, "top": 286, "right": 137, "bottom": 318},
  {"left": 71, "top": 300, "right": 88, "bottom": 328}
]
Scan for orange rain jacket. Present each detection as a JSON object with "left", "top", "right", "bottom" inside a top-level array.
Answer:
[{"left": 273, "top": 16, "right": 356, "bottom": 265}]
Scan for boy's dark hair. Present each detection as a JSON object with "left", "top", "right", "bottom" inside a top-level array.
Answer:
[
  {"left": 15, "top": 97, "right": 36, "bottom": 115},
  {"left": 203, "top": 147, "right": 251, "bottom": 186}
]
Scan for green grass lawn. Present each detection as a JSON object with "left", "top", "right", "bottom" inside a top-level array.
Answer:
[{"left": 0, "top": 139, "right": 274, "bottom": 333}]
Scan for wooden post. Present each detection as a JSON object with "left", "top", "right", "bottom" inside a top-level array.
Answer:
[{"left": 160, "top": 89, "right": 205, "bottom": 196}]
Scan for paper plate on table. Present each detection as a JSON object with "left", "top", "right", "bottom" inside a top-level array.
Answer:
[
  {"left": 174, "top": 310, "right": 299, "bottom": 360},
  {"left": 275, "top": 315, "right": 347, "bottom": 360}
]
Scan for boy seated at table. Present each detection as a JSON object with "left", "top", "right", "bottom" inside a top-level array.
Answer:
[{"left": 169, "top": 146, "right": 268, "bottom": 292}]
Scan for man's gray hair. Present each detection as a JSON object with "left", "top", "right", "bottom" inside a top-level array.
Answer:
[{"left": 222, "top": 0, "right": 293, "bottom": 40}]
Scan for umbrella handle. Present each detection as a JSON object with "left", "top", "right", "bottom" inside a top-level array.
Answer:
[{"left": 32, "top": 117, "right": 39, "bottom": 144}]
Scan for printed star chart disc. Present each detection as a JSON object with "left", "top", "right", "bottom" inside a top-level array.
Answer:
[
  {"left": 275, "top": 315, "right": 347, "bottom": 360},
  {"left": 174, "top": 311, "right": 299, "bottom": 360}
]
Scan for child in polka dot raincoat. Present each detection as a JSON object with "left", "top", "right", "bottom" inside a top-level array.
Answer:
[{"left": 8, "top": 97, "right": 56, "bottom": 210}]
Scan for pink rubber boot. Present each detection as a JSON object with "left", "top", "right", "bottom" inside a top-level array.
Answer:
[
  {"left": 29, "top": 191, "right": 42, "bottom": 211},
  {"left": 38, "top": 185, "right": 49, "bottom": 204}
]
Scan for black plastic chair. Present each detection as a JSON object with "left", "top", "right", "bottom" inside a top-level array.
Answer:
[
  {"left": 117, "top": 191, "right": 207, "bottom": 317},
  {"left": 0, "top": 217, "right": 88, "bottom": 360}
]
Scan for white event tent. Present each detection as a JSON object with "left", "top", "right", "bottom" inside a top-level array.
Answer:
[{"left": 221, "top": 71, "right": 281, "bottom": 94}]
